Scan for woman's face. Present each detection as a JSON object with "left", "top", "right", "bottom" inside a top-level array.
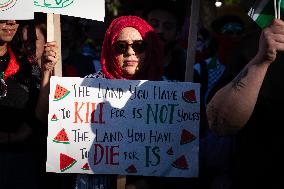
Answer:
[
  {"left": 35, "top": 27, "right": 46, "bottom": 64},
  {"left": 0, "top": 20, "right": 19, "bottom": 44},
  {"left": 147, "top": 9, "right": 178, "bottom": 50},
  {"left": 114, "top": 27, "right": 146, "bottom": 77},
  {"left": 22, "top": 25, "right": 46, "bottom": 66}
]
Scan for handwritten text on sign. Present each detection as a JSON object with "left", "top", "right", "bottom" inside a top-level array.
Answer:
[
  {"left": 34, "top": 0, "right": 105, "bottom": 21},
  {"left": 47, "top": 76, "right": 200, "bottom": 177}
]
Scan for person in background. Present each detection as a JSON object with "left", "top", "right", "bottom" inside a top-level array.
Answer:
[
  {"left": 81, "top": 38, "right": 104, "bottom": 72},
  {"left": 195, "top": 4, "right": 250, "bottom": 102},
  {"left": 0, "top": 19, "right": 57, "bottom": 189},
  {"left": 21, "top": 13, "right": 47, "bottom": 96},
  {"left": 194, "top": 26, "right": 213, "bottom": 64},
  {"left": 22, "top": 14, "right": 78, "bottom": 189},
  {"left": 80, "top": 18, "right": 105, "bottom": 72},
  {"left": 22, "top": 13, "right": 46, "bottom": 69},
  {"left": 206, "top": 18, "right": 284, "bottom": 189},
  {"left": 76, "top": 15, "right": 163, "bottom": 189},
  {"left": 146, "top": 3, "right": 186, "bottom": 82},
  {"left": 193, "top": 5, "right": 252, "bottom": 189},
  {"left": 61, "top": 15, "right": 95, "bottom": 77}
]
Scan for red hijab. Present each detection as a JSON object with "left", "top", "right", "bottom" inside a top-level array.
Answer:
[{"left": 101, "top": 16, "right": 163, "bottom": 80}]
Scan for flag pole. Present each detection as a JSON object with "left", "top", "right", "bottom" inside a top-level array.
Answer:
[
  {"left": 278, "top": 0, "right": 280, "bottom": 19},
  {"left": 184, "top": 0, "right": 200, "bottom": 82},
  {"left": 274, "top": 0, "right": 278, "bottom": 18}
]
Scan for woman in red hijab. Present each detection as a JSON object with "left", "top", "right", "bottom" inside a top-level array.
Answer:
[
  {"left": 76, "top": 15, "right": 163, "bottom": 189},
  {"left": 88, "top": 15, "right": 163, "bottom": 80}
]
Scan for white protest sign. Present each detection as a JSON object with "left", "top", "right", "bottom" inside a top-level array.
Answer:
[
  {"left": 47, "top": 76, "right": 200, "bottom": 178},
  {"left": 0, "top": 0, "right": 34, "bottom": 20},
  {"left": 34, "top": 0, "right": 105, "bottom": 21}
]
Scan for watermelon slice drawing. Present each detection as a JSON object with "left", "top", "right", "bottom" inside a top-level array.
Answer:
[
  {"left": 53, "top": 128, "right": 70, "bottom": 144},
  {"left": 51, "top": 114, "right": 59, "bottom": 121},
  {"left": 182, "top": 90, "right": 197, "bottom": 103},
  {"left": 180, "top": 129, "right": 196, "bottom": 145},
  {"left": 166, "top": 147, "right": 174, "bottom": 155},
  {"left": 81, "top": 163, "right": 90, "bottom": 170},
  {"left": 53, "top": 84, "right": 70, "bottom": 101},
  {"left": 60, "top": 153, "right": 77, "bottom": 172},
  {"left": 172, "top": 155, "right": 189, "bottom": 170},
  {"left": 125, "top": 164, "right": 137, "bottom": 173}
]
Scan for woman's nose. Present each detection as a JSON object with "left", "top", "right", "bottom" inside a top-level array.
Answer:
[{"left": 125, "top": 45, "right": 135, "bottom": 55}]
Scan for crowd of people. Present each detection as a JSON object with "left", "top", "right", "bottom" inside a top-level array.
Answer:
[{"left": 1, "top": 0, "right": 282, "bottom": 189}]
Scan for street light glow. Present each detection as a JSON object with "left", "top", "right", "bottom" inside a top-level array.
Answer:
[{"left": 215, "top": 0, "right": 222, "bottom": 7}]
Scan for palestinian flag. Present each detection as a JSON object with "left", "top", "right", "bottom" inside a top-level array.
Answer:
[{"left": 248, "top": 0, "right": 284, "bottom": 28}]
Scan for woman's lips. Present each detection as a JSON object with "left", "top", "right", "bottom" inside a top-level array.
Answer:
[{"left": 124, "top": 61, "right": 138, "bottom": 66}]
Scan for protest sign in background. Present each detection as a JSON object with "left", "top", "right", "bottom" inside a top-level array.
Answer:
[
  {"left": 47, "top": 76, "right": 200, "bottom": 178},
  {"left": 0, "top": 0, "right": 34, "bottom": 20},
  {"left": 34, "top": 0, "right": 105, "bottom": 21}
]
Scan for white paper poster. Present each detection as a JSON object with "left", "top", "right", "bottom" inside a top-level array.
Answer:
[
  {"left": 34, "top": 0, "right": 105, "bottom": 21},
  {"left": 0, "top": 0, "right": 34, "bottom": 20},
  {"left": 47, "top": 76, "right": 200, "bottom": 178}
]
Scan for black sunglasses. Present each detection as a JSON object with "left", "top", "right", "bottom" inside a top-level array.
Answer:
[{"left": 113, "top": 40, "right": 147, "bottom": 54}]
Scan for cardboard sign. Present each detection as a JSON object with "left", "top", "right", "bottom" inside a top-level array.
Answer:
[
  {"left": 34, "top": 0, "right": 105, "bottom": 21},
  {"left": 47, "top": 76, "right": 200, "bottom": 178},
  {"left": 0, "top": 0, "right": 34, "bottom": 20}
]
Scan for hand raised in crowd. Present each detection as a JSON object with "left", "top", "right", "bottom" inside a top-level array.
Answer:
[
  {"left": 41, "top": 41, "right": 58, "bottom": 74},
  {"left": 256, "top": 19, "right": 284, "bottom": 64}
]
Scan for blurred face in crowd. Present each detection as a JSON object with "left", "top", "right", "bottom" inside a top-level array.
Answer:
[
  {"left": 60, "top": 16, "right": 86, "bottom": 60},
  {"left": 61, "top": 16, "right": 75, "bottom": 45},
  {"left": 214, "top": 21, "right": 243, "bottom": 53},
  {"left": 147, "top": 9, "right": 178, "bottom": 49},
  {"left": 0, "top": 20, "right": 19, "bottom": 45},
  {"left": 212, "top": 18, "right": 244, "bottom": 64},
  {"left": 61, "top": 16, "right": 76, "bottom": 60},
  {"left": 114, "top": 27, "right": 146, "bottom": 77},
  {"left": 34, "top": 27, "right": 46, "bottom": 63},
  {"left": 22, "top": 25, "right": 46, "bottom": 66}
]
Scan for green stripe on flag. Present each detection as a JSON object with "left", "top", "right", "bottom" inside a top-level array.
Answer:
[
  {"left": 255, "top": 0, "right": 275, "bottom": 28},
  {"left": 249, "top": 0, "right": 284, "bottom": 28},
  {"left": 255, "top": 14, "right": 274, "bottom": 28}
]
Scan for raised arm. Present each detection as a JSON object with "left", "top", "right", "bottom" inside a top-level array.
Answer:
[
  {"left": 35, "top": 41, "right": 58, "bottom": 123},
  {"left": 207, "top": 19, "right": 284, "bottom": 135}
]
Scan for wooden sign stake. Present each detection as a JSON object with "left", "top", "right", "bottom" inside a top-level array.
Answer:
[
  {"left": 47, "top": 13, "right": 62, "bottom": 76},
  {"left": 184, "top": 0, "right": 200, "bottom": 82}
]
